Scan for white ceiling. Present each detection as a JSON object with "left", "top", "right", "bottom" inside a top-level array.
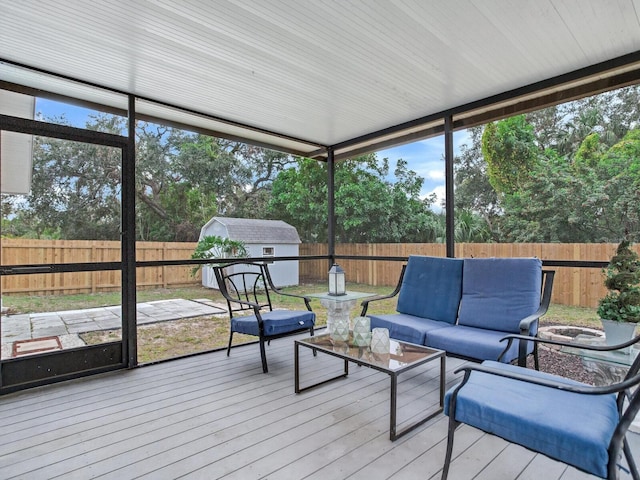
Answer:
[{"left": 2, "top": 0, "right": 640, "bottom": 158}]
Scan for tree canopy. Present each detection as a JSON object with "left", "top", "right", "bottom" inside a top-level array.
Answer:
[
  {"left": 3, "top": 85, "right": 640, "bottom": 244},
  {"left": 3, "top": 114, "right": 445, "bottom": 243},
  {"left": 455, "top": 85, "right": 640, "bottom": 243},
  {"left": 268, "top": 154, "right": 441, "bottom": 243}
]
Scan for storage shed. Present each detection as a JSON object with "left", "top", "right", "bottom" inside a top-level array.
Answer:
[{"left": 199, "top": 217, "right": 301, "bottom": 288}]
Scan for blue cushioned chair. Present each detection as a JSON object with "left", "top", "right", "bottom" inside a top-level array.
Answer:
[
  {"left": 427, "top": 257, "right": 548, "bottom": 365},
  {"left": 442, "top": 334, "right": 640, "bottom": 480},
  {"left": 213, "top": 261, "right": 315, "bottom": 373},
  {"left": 362, "top": 256, "right": 463, "bottom": 345}
]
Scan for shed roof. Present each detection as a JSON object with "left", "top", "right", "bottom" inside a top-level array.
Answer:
[
  {"left": 204, "top": 217, "right": 301, "bottom": 244},
  {"left": 2, "top": 1, "right": 640, "bottom": 160}
]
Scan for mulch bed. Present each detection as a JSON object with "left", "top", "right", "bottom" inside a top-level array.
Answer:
[{"left": 527, "top": 346, "right": 597, "bottom": 384}]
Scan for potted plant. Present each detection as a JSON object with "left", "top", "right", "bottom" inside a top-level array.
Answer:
[{"left": 597, "top": 240, "right": 640, "bottom": 348}]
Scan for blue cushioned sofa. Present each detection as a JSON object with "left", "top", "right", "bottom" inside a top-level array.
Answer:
[{"left": 360, "top": 256, "right": 555, "bottom": 366}]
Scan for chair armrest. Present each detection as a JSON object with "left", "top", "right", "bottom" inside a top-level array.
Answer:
[
  {"left": 270, "top": 288, "right": 313, "bottom": 311},
  {"left": 511, "top": 305, "right": 549, "bottom": 366},
  {"left": 512, "top": 270, "right": 555, "bottom": 366},
  {"left": 519, "top": 270, "right": 555, "bottom": 334},
  {"left": 222, "top": 296, "right": 261, "bottom": 310},
  {"left": 502, "top": 332, "right": 640, "bottom": 353},
  {"left": 518, "top": 306, "right": 547, "bottom": 335},
  {"left": 453, "top": 362, "right": 640, "bottom": 395},
  {"left": 360, "top": 264, "right": 406, "bottom": 316},
  {"left": 262, "top": 266, "right": 313, "bottom": 311}
]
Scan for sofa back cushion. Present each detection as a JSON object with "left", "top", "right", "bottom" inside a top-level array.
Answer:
[
  {"left": 396, "top": 256, "right": 463, "bottom": 324},
  {"left": 458, "top": 258, "right": 542, "bottom": 333}
]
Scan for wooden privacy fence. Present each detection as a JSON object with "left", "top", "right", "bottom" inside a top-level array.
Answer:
[
  {"left": 0, "top": 239, "right": 199, "bottom": 296},
  {"left": 299, "top": 243, "right": 636, "bottom": 309},
  {"left": 1, "top": 239, "right": 636, "bottom": 308}
]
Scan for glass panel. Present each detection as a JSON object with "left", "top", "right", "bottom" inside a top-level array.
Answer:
[
  {"left": 128, "top": 115, "right": 328, "bottom": 360},
  {"left": 1, "top": 134, "right": 123, "bottom": 247},
  {"left": 35, "top": 98, "right": 126, "bottom": 134},
  {"left": 1, "top": 272, "right": 122, "bottom": 360},
  {"left": 1, "top": 132, "right": 123, "bottom": 360},
  {"left": 134, "top": 264, "right": 239, "bottom": 364}
]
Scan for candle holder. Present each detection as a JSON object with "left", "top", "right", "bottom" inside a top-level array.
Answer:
[
  {"left": 370, "top": 327, "right": 390, "bottom": 354},
  {"left": 330, "top": 316, "right": 349, "bottom": 342},
  {"left": 352, "top": 316, "right": 371, "bottom": 346}
]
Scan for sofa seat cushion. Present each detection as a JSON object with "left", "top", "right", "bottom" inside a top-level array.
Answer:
[
  {"left": 458, "top": 258, "right": 542, "bottom": 333},
  {"left": 369, "top": 313, "right": 454, "bottom": 345},
  {"left": 396, "top": 256, "right": 463, "bottom": 324},
  {"left": 231, "top": 310, "right": 315, "bottom": 337},
  {"left": 445, "top": 361, "right": 619, "bottom": 478},
  {"left": 426, "top": 324, "right": 531, "bottom": 363}
]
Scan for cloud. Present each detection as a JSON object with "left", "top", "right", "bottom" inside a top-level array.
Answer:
[
  {"left": 426, "top": 170, "right": 445, "bottom": 181},
  {"left": 423, "top": 185, "right": 446, "bottom": 213},
  {"left": 377, "top": 129, "right": 473, "bottom": 211}
]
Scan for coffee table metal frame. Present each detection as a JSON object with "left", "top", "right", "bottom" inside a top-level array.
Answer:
[{"left": 294, "top": 333, "right": 446, "bottom": 440}]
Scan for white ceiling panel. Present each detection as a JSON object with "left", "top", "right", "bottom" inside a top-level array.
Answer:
[{"left": 1, "top": 0, "right": 640, "bottom": 157}]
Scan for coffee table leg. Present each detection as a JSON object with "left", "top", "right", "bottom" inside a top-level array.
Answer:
[
  {"left": 295, "top": 342, "right": 350, "bottom": 393},
  {"left": 295, "top": 341, "right": 301, "bottom": 393},
  {"left": 389, "top": 354, "right": 445, "bottom": 441},
  {"left": 440, "top": 353, "right": 446, "bottom": 408},
  {"left": 390, "top": 374, "right": 398, "bottom": 440}
]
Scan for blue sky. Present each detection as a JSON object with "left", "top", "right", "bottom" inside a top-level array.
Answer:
[
  {"left": 37, "top": 98, "right": 468, "bottom": 211},
  {"left": 378, "top": 131, "right": 469, "bottom": 210}
]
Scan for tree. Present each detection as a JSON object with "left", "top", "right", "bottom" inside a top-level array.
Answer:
[
  {"left": 454, "top": 126, "right": 500, "bottom": 239},
  {"left": 268, "top": 154, "right": 440, "bottom": 243},
  {"left": 481, "top": 115, "right": 539, "bottom": 196},
  {"left": 7, "top": 112, "right": 299, "bottom": 242},
  {"left": 453, "top": 85, "right": 640, "bottom": 243},
  {"left": 594, "top": 129, "right": 640, "bottom": 241},
  {"left": 6, "top": 114, "right": 123, "bottom": 240},
  {"left": 497, "top": 149, "right": 602, "bottom": 242},
  {"left": 454, "top": 210, "right": 491, "bottom": 242}
]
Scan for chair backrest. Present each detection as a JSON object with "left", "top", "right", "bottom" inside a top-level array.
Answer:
[
  {"left": 212, "top": 262, "right": 274, "bottom": 317},
  {"left": 618, "top": 346, "right": 640, "bottom": 421},
  {"left": 609, "top": 348, "right": 640, "bottom": 478},
  {"left": 458, "top": 257, "right": 542, "bottom": 333},
  {"left": 396, "top": 255, "right": 463, "bottom": 324}
]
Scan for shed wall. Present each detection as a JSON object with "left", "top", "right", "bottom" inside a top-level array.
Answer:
[{"left": 199, "top": 221, "right": 300, "bottom": 288}]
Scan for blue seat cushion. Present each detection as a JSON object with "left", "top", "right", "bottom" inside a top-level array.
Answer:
[
  {"left": 231, "top": 310, "right": 315, "bottom": 337},
  {"left": 369, "top": 313, "right": 454, "bottom": 345},
  {"left": 396, "top": 256, "right": 463, "bottom": 324},
  {"left": 426, "top": 325, "right": 531, "bottom": 363},
  {"left": 445, "top": 361, "right": 619, "bottom": 478},
  {"left": 458, "top": 258, "right": 542, "bottom": 333}
]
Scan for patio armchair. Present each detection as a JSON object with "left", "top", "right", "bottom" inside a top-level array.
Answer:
[
  {"left": 442, "top": 334, "right": 640, "bottom": 480},
  {"left": 212, "top": 261, "right": 315, "bottom": 373}
]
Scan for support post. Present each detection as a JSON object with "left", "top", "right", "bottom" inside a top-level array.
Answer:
[
  {"left": 327, "top": 146, "right": 336, "bottom": 268},
  {"left": 444, "top": 115, "right": 455, "bottom": 258},
  {"left": 123, "top": 95, "right": 138, "bottom": 368}
]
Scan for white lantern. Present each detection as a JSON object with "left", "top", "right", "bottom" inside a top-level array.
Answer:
[{"left": 328, "top": 263, "right": 346, "bottom": 296}]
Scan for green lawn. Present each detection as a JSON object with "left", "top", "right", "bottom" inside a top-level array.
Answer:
[
  {"left": 3, "top": 282, "right": 601, "bottom": 328},
  {"left": 4, "top": 283, "right": 602, "bottom": 364}
]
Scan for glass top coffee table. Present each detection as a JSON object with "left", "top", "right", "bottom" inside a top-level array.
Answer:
[{"left": 294, "top": 333, "right": 445, "bottom": 440}]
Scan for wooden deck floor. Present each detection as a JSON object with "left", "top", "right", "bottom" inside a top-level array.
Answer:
[{"left": 0, "top": 334, "right": 637, "bottom": 479}]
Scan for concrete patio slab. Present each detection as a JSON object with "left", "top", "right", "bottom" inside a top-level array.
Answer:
[{"left": 1, "top": 299, "right": 228, "bottom": 348}]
